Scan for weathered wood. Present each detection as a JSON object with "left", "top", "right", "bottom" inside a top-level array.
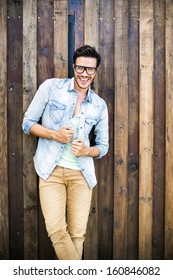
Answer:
[
  {"left": 23, "top": 0, "right": 38, "bottom": 260},
  {"left": 37, "top": 0, "right": 55, "bottom": 260},
  {"left": 84, "top": 0, "right": 99, "bottom": 92},
  {"left": 69, "top": 0, "right": 84, "bottom": 49},
  {"left": 139, "top": 0, "right": 154, "bottom": 259},
  {"left": 54, "top": 0, "right": 68, "bottom": 78},
  {"left": 98, "top": 0, "right": 114, "bottom": 260},
  {"left": 153, "top": 0, "right": 165, "bottom": 260},
  {"left": 83, "top": 0, "right": 99, "bottom": 260},
  {"left": 114, "top": 0, "right": 129, "bottom": 260},
  {"left": 84, "top": 0, "right": 99, "bottom": 49},
  {"left": 37, "top": 0, "right": 54, "bottom": 86},
  {"left": 84, "top": 194, "right": 98, "bottom": 260},
  {"left": 165, "top": 0, "right": 173, "bottom": 260},
  {"left": 68, "top": 15, "right": 75, "bottom": 78},
  {"left": 127, "top": 0, "right": 139, "bottom": 260},
  {"left": 0, "top": 0, "right": 9, "bottom": 260},
  {"left": 7, "top": 0, "right": 24, "bottom": 259},
  {"left": 1, "top": 0, "right": 173, "bottom": 260}
]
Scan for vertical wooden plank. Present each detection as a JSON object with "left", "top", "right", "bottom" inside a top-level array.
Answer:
[
  {"left": 0, "top": 0, "right": 9, "bottom": 260},
  {"left": 54, "top": 0, "right": 68, "bottom": 78},
  {"left": 23, "top": 0, "right": 38, "bottom": 260},
  {"left": 165, "top": 0, "right": 173, "bottom": 260},
  {"left": 68, "top": 15, "right": 75, "bottom": 78},
  {"left": 84, "top": 0, "right": 99, "bottom": 48},
  {"left": 114, "top": 0, "right": 129, "bottom": 259},
  {"left": 84, "top": 0, "right": 99, "bottom": 90},
  {"left": 83, "top": 0, "right": 99, "bottom": 260},
  {"left": 74, "top": 0, "right": 84, "bottom": 48},
  {"left": 7, "top": 0, "right": 24, "bottom": 259},
  {"left": 98, "top": 0, "right": 114, "bottom": 260},
  {"left": 37, "top": 0, "right": 54, "bottom": 86},
  {"left": 69, "top": 0, "right": 84, "bottom": 49},
  {"left": 127, "top": 0, "right": 139, "bottom": 260},
  {"left": 153, "top": 0, "right": 165, "bottom": 260},
  {"left": 139, "top": 0, "right": 154, "bottom": 259},
  {"left": 37, "top": 0, "right": 55, "bottom": 260}
]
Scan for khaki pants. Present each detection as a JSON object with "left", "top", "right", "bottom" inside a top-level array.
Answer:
[{"left": 39, "top": 166, "right": 92, "bottom": 260}]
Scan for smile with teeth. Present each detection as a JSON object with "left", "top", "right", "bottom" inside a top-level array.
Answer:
[{"left": 79, "top": 77, "right": 89, "bottom": 84}]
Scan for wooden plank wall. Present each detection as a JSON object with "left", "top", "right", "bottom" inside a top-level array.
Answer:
[{"left": 0, "top": 0, "right": 173, "bottom": 260}]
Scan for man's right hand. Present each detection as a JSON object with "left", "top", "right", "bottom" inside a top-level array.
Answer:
[
  {"left": 56, "top": 126, "right": 74, "bottom": 143},
  {"left": 30, "top": 124, "right": 74, "bottom": 143}
]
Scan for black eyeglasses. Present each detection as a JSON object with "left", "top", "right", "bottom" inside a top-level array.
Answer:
[{"left": 74, "top": 65, "right": 97, "bottom": 75}]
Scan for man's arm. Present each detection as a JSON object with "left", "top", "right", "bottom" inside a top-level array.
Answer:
[{"left": 30, "top": 123, "right": 74, "bottom": 144}]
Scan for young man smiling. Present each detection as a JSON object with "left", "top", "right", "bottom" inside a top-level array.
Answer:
[{"left": 22, "top": 45, "right": 109, "bottom": 260}]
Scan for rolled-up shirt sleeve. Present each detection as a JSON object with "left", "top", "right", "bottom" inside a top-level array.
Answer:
[
  {"left": 94, "top": 100, "right": 109, "bottom": 159},
  {"left": 22, "top": 80, "right": 50, "bottom": 134}
]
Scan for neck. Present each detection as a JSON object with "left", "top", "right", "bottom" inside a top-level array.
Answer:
[{"left": 77, "top": 89, "right": 88, "bottom": 98}]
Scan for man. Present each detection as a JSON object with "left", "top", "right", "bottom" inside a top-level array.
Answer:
[{"left": 22, "top": 45, "right": 109, "bottom": 260}]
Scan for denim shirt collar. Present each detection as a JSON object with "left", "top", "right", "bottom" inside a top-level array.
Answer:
[{"left": 68, "top": 77, "right": 93, "bottom": 103}]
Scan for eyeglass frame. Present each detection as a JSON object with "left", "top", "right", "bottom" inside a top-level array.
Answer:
[{"left": 74, "top": 65, "right": 97, "bottom": 75}]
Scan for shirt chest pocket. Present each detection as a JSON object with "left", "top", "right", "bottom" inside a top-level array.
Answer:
[
  {"left": 84, "top": 118, "right": 98, "bottom": 136},
  {"left": 49, "top": 100, "right": 66, "bottom": 124}
]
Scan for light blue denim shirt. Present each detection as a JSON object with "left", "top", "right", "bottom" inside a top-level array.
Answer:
[{"left": 22, "top": 78, "right": 109, "bottom": 189}]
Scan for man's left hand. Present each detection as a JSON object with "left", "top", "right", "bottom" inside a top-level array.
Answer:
[{"left": 71, "top": 138, "right": 89, "bottom": 157}]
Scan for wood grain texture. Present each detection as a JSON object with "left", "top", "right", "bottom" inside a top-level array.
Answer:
[
  {"left": 54, "top": 0, "right": 68, "bottom": 78},
  {"left": 84, "top": 0, "right": 99, "bottom": 91},
  {"left": 23, "top": 0, "right": 38, "bottom": 260},
  {"left": 98, "top": 0, "right": 114, "bottom": 260},
  {"left": 114, "top": 0, "right": 129, "bottom": 260},
  {"left": 37, "top": 0, "right": 55, "bottom": 260},
  {"left": 7, "top": 0, "right": 24, "bottom": 259},
  {"left": 69, "top": 0, "right": 84, "bottom": 49},
  {"left": 37, "top": 0, "right": 54, "bottom": 86},
  {"left": 83, "top": 0, "right": 99, "bottom": 260},
  {"left": 127, "top": 0, "right": 139, "bottom": 260},
  {"left": 139, "top": 0, "right": 154, "bottom": 260},
  {"left": 153, "top": 0, "right": 165, "bottom": 260},
  {"left": 165, "top": 0, "right": 173, "bottom": 260},
  {"left": 0, "top": 0, "right": 9, "bottom": 260}
]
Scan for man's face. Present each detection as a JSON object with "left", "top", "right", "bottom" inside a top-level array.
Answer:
[{"left": 73, "top": 56, "right": 97, "bottom": 92}]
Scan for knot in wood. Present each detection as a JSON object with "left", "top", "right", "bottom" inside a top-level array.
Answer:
[
  {"left": 139, "top": 196, "right": 153, "bottom": 202},
  {"left": 119, "top": 186, "right": 127, "bottom": 197}
]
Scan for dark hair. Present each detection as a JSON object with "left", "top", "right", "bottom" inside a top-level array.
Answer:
[{"left": 73, "top": 45, "right": 101, "bottom": 68}]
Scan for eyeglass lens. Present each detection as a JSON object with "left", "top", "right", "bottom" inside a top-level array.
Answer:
[{"left": 75, "top": 65, "right": 96, "bottom": 75}]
